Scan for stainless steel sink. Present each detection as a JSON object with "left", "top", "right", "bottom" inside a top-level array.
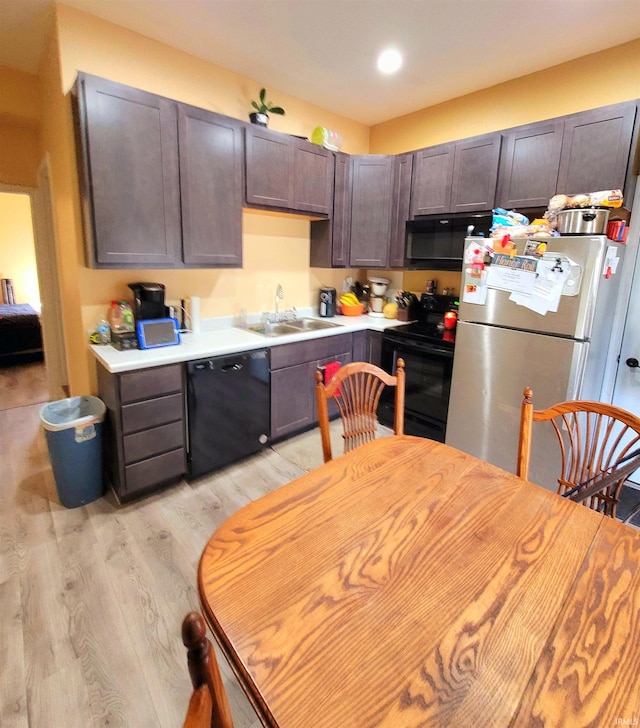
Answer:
[
  {"left": 247, "top": 323, "right": 298, "bottom": 337},
  {"left": 286, "top": 318, "right": 342, "bottom": 331},
  {"left": 245, "top": 318, "right": 342, "bottom": 338}
]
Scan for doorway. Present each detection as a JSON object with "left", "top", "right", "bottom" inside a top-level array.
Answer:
[
  {"left": 0, "top": 189, "right": 48, "bottom": 409},
  {"left": 0, "top": 160, "right": 68, "bottom": 408}
]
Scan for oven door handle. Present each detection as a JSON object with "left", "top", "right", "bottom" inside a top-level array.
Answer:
[{"left": 383, "top": 336, "right": 454, "bottom": 358}]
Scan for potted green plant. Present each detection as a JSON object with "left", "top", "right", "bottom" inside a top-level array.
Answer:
[{"left": 249, "top": 88, "right": 285, "bottom": 127}]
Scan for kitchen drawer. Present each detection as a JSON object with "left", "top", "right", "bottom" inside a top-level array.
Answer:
[
  {"left": 121, "top": 392, "right": 183, "bottom": 434},
  {"left": 271, "top": 333, "right": 352, "bottom": 369},
  {"left": 123, "top": 420, "right": 185, "bottom": 464},
  {"left": 124, "top": 447, "right": 186, "bottom": 496},
  {"left": 120, "top": 363, "right": 183, "bottom": 404}
]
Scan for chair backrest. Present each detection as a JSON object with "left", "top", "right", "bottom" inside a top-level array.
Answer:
[
  {"left": 315, "top": 359, "right": 405, "bottom": 462},
  {"left": 517, "top": 386, "right": 640, "bottom": 518},
  {"left": 182, "top": 612, "right": 234, "bottom": 728}
]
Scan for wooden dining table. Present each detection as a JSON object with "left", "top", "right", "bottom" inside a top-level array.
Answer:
[{"left": 198, "top": 435, "right": 640, "bottom": 728}]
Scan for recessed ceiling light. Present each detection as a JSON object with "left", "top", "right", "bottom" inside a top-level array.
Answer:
[{"left": 377, "top": 48, "right": 403, "bottom": 74}]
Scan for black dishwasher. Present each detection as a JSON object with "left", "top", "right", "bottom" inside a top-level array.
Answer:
[{"left": 186, "top": 349, "right": 270, "bottom": 479}]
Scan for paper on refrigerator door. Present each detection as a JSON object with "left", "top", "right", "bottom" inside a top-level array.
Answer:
[
  {"left": 462, "top": 267, "right": 488, "bottom": 304},
  {"left": 510, "top": 255, "right": 575, "bottom": 315},
  {"left": 603, "top": 245, "right": 620, "bottom": 277},
  {"left": 511, "top": 264, "right": 566, "bottom": 314},
  {"left": 485, "top": 254, "right": 538, "bottom": 295}
]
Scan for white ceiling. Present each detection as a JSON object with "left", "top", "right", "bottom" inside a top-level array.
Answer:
[{"left": 1, "top": 0, "right": 640, "bottom": 125}]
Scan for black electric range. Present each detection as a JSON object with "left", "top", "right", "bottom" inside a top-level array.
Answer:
[{"left": 379, "top": 294, "right": 458, "bottom": 441}]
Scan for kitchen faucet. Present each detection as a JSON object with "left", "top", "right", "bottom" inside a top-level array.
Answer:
[{"left": 275, "top": 284, "right": 284, "bottom": 319}]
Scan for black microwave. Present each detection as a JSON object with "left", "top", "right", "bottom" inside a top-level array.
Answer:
[{"left": 404, "top": 211, "right": 492, "bottom": 270}]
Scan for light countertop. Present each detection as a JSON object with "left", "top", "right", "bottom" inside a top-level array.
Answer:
[{"left": 90, "top": 313, "right": 410, "bottom": 373}]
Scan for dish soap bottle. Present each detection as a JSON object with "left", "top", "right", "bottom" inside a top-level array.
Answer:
[{"left": 96, "top": 318, "right": 110, "bottom": 345}]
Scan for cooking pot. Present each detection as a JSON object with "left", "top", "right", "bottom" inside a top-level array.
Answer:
[{"left": 556, "top": 207, "right": 610, "bottom": 235}]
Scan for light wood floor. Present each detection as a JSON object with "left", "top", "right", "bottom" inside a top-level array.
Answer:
[
  {"left": 0, "top": 360, "right": 49, "bottom": 412},
  {"left": 5, "top": 365, "right": 638, "bottom": 727},
  {"left": 1, "top": 397, "right": 307, "bottom": 728}
]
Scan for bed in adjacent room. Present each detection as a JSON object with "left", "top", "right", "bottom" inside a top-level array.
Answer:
[{"left": 0, "top": 303, "right": 44, "bottom": 364}]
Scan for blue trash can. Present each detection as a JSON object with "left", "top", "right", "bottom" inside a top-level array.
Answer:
[{"left": 40, "top": 395, "right": 106, "bottom": 508}]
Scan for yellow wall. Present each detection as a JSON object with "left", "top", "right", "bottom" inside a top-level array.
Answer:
[
  {"left": 0, "top": 121, "right": 40, "bottom": 188},
  {"left": 402, "top": 270, "right": 461, "bottom": 298},
  {"left": 0, "top": 66, "right": 42, "bottom": 187},
  {"left": 55, "top": 6, "right": 369, "bottom": 153},
  {"left": 0, "top": 66, "right": 41, "bottom": 122},
  {"left": 43, "top": 4, "right": 371, "bottom": 395},
  {"left": 29, "top": 6, "right": 640, "bottom": 395},
  {"left": 0, "top": 192, "right": 39, "bottom": 306},
  {"left": 38, "top": 16, "right": 90, "bottom": 393},
  {"left": 371, "top": 39, "right": 640, "bottom": 153},
  {"left": 371, "top": 38, "right": 640, "bottom": 299}
]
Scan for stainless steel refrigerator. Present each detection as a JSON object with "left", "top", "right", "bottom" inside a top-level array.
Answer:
[{"left": 446, "top": 234, "right": 625, "bottom": 490}]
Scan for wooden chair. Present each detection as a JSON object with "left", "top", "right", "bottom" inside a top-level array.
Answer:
[
  {"left": 182, "top": 612, "right": 234, "bottom": 728},
  {"left": 517, "top": 386, "right": 640, "bottom": 518},
  {"left": 315, "top": 359, "right": 405, "bottom": 462}
]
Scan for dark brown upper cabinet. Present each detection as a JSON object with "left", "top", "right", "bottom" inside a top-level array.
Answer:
[
  {"left": 178, "top": 103, "right": 244, "bottom": 267},
  {"left": 496, "top": 120, "right": 564, "bottom": 209},
  {"left": 557, "top": 102, "right": 637, "bottom": 197},
  {"left": 349, "top": 155, "right": 395, "bottom": 267},
  {"left": 311, "top": 153, "right": 410, "bottom": 269},
  {"left": 450, "top": 133, "right": 502, "bottom": 212},
  {"left": 244, "top": 126, "right": 292, "bottom": 208},
  {"left": 497, "top": 102, "right": 637, "bottom": 209},
  {"left": 292, "top": 141, "right": 334, "bottom": 215},
  {"left": 411, "top": 132, "right": 501, "bottom": 217},
  {"left": 310, "top": 152, "right": 351, "bottom": 268},
  {"left": 244, "top": 126, "right": 334, "bottom": 215},
  {"left": 73, "top": 73, "right": 244, "bottom": 269},
  {"left": 410, "top": 143, "right": 455, "bottom": 216},
  {"left": 389, "top": 153, "right": 413, "bottom": 268},
  {"left": 73, "top": 73, "right": 182, "bottom": 268}
]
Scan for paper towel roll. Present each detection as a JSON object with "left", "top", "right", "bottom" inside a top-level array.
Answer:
[{"left": 190, "top": 296, "right": 201, "bottom": 334}]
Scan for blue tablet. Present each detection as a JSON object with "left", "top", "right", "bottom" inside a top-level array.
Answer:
[{"left": 136, "top": 318, "right": 181, "bottom": 349}]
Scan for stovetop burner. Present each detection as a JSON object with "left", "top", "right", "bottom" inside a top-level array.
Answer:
[{"left": 384, "top": 321, "right": 456, "bottom": 347}]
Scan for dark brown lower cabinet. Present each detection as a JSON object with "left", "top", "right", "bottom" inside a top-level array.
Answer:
[
  {"left": 97, "top": 362, "right": 186, "bottom": 502},
  {"left": 270, "top": 334, "right": 352, "bottom": 440},
  {"left": 351, "top": 329, "right": 382, "bottom": 367}
]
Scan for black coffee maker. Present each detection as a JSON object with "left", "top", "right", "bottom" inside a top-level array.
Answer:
[
  {"left": 319, "top": 286, "right": 337, "bottom": 317},
  {"left": 128, "top": 282, "right": 169, "bottom": 321}
]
